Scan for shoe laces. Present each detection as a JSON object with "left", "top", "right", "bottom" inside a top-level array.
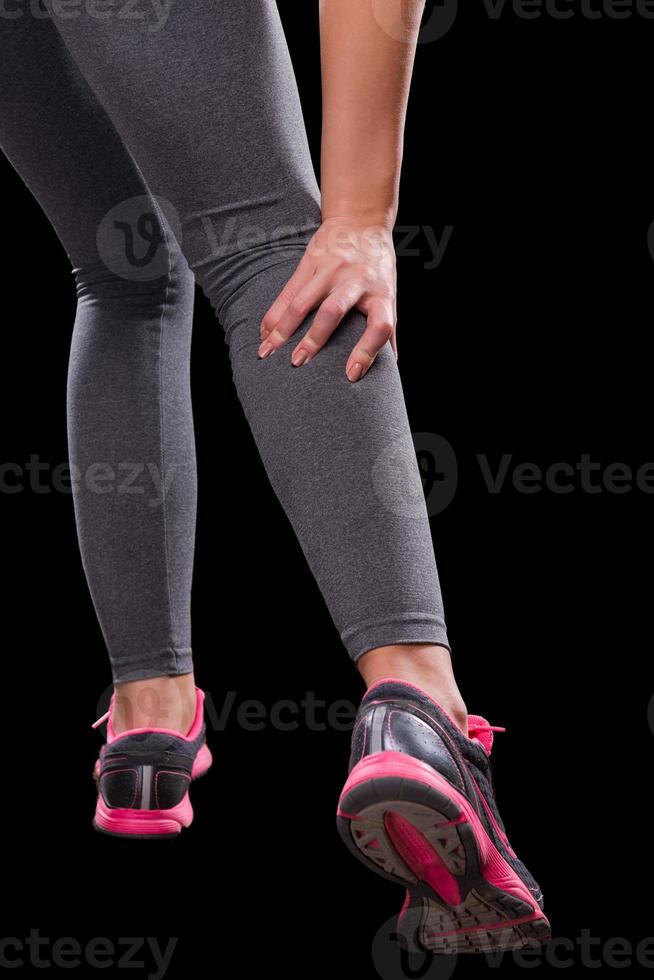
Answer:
[
  {"left": 467, "top": 715, "right": 505, "bottom": 755},
  {"left": 92, "top": 694, "right": 115, "bottom": 731}
]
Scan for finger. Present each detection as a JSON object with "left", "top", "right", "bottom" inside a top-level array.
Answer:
[
  {"left": 290, "top": 283, "right": 365, "bottom": 366},
  {"left": 390, "top": 299, "right": 398, "bottom": 360},
  {"left": 390, "top": 326, "right": 398, "bottom": 361},
  {"left": 259, "top": 270, "right": 333, "bottom": 359},
  {"left": 260, "top": 255, "right": 314, "bottom": 341},
  {"left": 345, "top": 299, "right": 395, "bottom": 382}
]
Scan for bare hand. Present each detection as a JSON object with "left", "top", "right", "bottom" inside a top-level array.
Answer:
[{"left": 259, "top": 217, "right": 397, "bottom": 382}]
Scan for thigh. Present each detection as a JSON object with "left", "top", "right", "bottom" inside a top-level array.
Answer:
[
  {"left": 43, "top": 0, "right": 322, "bottom": 311},
  {"left": 0, "top": 8, "right": 163, "bottom": 271}
]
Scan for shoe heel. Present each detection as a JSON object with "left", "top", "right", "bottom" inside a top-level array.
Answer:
[{"left": 93, "top": 794, "right": 193, "bottom": 839}]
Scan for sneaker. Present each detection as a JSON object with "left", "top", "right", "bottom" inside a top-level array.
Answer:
[
  {"left": 92, "top": 686, "right": 212, "bottom": 839},
  {"left": 337, "top": 678, "right": 551, "bottom": 953}
]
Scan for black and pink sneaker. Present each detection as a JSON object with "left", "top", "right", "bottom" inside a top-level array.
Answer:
[
  {"left": 337, "top": 678, "right": 551, "bottom": 953},
  {"left": 92, "top": 687, "right": 212, "bottom": 839}
]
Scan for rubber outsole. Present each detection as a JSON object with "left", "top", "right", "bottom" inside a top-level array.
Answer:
[
  {"left": 337, "top": 753, "right": 551, "bottom": 954},
  {"left": 92, "top": 744, "right": 212, "bottom": 840}
]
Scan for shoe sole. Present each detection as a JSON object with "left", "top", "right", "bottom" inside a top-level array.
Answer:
[
  {"left": 337, "top": 750, "right": 551, "bottom": 954},
  {"left": 92, "top": 743, "right": 213, "bottom": 840}
]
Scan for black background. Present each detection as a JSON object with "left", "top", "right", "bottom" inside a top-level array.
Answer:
[{"left": 1, "top": 0, "right": 653, "bottom": 976}]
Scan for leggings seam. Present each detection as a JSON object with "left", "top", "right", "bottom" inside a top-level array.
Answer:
[
  {"left": 341, "top": 612, "right": 445, "bottom": 641},
  {"left": 152, "top": 199, "right": 177, "bottom": 670}
]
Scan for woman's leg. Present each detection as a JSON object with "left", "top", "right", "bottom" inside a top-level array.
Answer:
[
  {"left": 44, "top": 0, "right": 465, "bottom": 725},
  {"left": 0, "top": 12, "right": 198, "bottom": 731}
]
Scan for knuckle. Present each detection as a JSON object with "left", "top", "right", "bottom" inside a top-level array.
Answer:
[
  {"left": 277, "top": 287, "right": 295, "bottom": 309},
  {"left": 322, "top": 297, "right": 347, "bottom": 318},
  {"left": 358, "top": 264, "right": 376, "bottom": 285},
  {"left": 289, "top": 295, "right": 308, "bottom": 318}
]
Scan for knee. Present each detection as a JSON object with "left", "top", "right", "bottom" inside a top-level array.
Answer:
[
  {"left": 183, "top": 201, "right": 321, "bottom": 338},
  {"left": 73, "top": 245, "right": 195, "bottom": 318},
  {"left": 68, "top": 245, "right": 195, "bottom": 399}
]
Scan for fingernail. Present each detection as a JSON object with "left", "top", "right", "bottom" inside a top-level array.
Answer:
[
  {"left": 258, "top": 340, "right": 274, "bottom": 359},
  {"left": 292, "top": 348, "right": 309, "bottom": 367},
  {"left": 347, "top": 362, "right": 363, "bottom": 382}
]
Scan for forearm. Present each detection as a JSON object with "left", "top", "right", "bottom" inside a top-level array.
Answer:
[{"left": 319, "top": 0, "right": 425, "bottom": 230}]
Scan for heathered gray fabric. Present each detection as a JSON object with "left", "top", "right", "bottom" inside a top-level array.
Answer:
[{"left": 0, "top": 0, "right": 449, "bottom": 682}]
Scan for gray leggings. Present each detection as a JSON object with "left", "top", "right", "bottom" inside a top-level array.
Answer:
[{"left": 0, "top": 0, "right": 449, "bottom": 683}]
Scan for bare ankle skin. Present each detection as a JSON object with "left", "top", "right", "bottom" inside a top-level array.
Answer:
[
  {"left": 112, "top": 673, "right": 197, "bottom": 736},
  {"left": 356, "top": 644, "right": 468, "bottom": 735}
]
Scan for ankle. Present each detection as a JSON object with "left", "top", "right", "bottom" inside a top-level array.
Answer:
[
  {"left": 356, "top": 644, "right": 468, "bottom": 735},
  {"left": 112, "top": 673, "right": 197, "bottom": 736}
]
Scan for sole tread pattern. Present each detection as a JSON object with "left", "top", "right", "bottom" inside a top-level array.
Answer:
[{"left": 338, "top": 769, "right": 552, "bottom": 955}]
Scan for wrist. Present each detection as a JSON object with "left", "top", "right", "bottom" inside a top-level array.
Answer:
[{"left": 320, "top": 206, "right": 396, "bottom": 233}]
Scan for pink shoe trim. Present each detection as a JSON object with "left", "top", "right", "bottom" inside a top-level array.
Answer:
[
  {"left": 469, "top": 773, "right": 517, "bottom": 858},
  {"left": 398, "top": 891, "right": 411, "bottom": 923},
  {"left": 339, "top": 751, "right": 538, "bottom": 912},
  {"left": 94, "top": 793, "right": 193, "bottom": 836},
  {"left": 363, "top": 679, "right": 503, "bottom": 753},
  {"left": 385, "top": 810, "right": 461, "bottom": 905},
  {"left": 191, "top": 742, "right": 213, "bottom": 778}
]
